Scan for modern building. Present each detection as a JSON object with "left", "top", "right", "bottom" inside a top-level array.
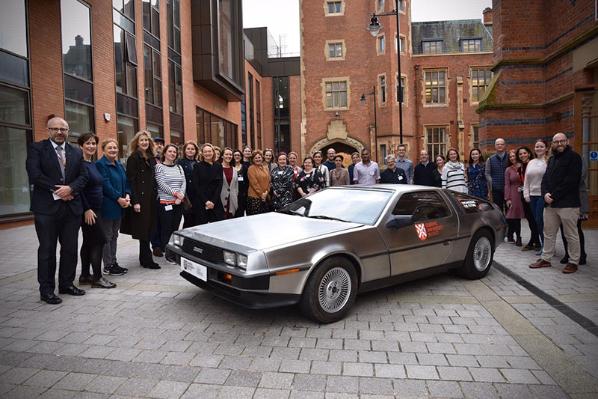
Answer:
[
  {"left": 478, "top": 0, "right": 598, "bottom": 224},
  {"left": 299, "top": 0, "right": 494, "bottom": 164}
]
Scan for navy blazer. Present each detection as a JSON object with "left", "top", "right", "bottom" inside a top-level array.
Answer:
[{"left": 26, "top": 139, "right": 88, "bottom": 216}]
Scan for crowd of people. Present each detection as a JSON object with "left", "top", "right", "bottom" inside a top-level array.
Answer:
[{"left": 26, "top": 116, "right": 589, "bottom": 304}]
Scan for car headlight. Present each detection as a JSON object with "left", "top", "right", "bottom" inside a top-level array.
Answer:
[
  {"left": 223, "top": 250, "right": 236, "bottom": 267},
  {"left": 173, "top": 234, "right": 184, "bottom": 247},
  {"left": 237, "top": 254, "right": 248, "bottom": 270}
]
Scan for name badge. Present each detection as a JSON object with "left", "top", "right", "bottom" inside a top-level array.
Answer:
[
  {"left": 277, "top": 171, "right": 284, "bottom": 175},
  {"left": 164, "top": 204, "right": 173, "bottom": 211},
  {"left": 399, "top": 175, "right": 404, "bottom": 181},
  {"left": 238, "top": 176, "right": 244, "bottom": 182}
]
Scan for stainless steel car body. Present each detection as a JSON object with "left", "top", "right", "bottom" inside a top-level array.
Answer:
[{"left": 166, "top": 185, "right": 507, "bottom": 308}]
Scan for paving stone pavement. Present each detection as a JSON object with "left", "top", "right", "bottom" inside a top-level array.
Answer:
[{"left": 0, "top": 224, "right": 597, "bottom": 398}]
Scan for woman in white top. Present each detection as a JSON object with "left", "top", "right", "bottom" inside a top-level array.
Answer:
[
  {"left": 524, "top": 139, "right": 548, "bottom": 246},
  {"left": 312, "top": 150, "right": 330, "bottom": 187},
  {"left": 155, "top": 144, "right": 186, "bottom": 262},
  {"left": 220, "top": 148, "right": 239, "bottom": 218},
  {"left": 442, "top": 148, "right": 467, "bottom": 193}
]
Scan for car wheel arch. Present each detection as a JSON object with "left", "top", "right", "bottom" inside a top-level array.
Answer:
[
  {"left": 473, "top": 226, "right": 495, "bottom": 248},
  {"left": 301, "top": 252, "right": 363, "bottom": 293}
]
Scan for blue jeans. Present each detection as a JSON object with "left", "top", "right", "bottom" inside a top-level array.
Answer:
[{"left": 530, "top": 196, "right": 544, "bottom": 244}]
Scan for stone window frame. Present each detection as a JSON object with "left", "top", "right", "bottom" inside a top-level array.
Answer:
[
  {"left": 378, "top": 73, "right": 387, "bottom": 105},
  {"left": 395, "top": 33, "right": 407, "bottom": 54},
  {"left": 395, "top": 72, "right": 407, "bottom": 106},
  {"left": 398, "top": 0, "right": 407, "bottom": 14},
  {"left": 460, "top": 38, "right": 482, "bottom": 53},
  {"left": 470, "top": 124, "right": 480, "bottom": 150},
  {"left": 424, "top": 125, "right": 449, "bottom": 160},
  {"left": 422, "top": 40, "right": 443, "bottom": 54},
  {"left": 324, "top": 0, "right": 345, "bottom": 16},
  {"left": 324, "top": 40, "right": 346, "bottom": 61},
  {"left": 322, "top": 77, "right": 350, "bottom": 111},
  {"left": 377, "top": 34, "right": 385, "bottom": 55},
  {"left": 423, "top": 68, "right": 449, "bottom": 108},
  {"left": 469, "top": 66, "right": 493, "bottom": 104}
]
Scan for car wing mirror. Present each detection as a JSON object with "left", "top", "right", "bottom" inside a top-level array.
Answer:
[{"left": 386, "top": 215, "right": 413, "bottom": 229}]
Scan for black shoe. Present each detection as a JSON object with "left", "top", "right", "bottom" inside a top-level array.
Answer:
[
  {"left": 40, "top": 293, "right": 62, "bottom": 305},
  {"left": 507, "top": 237, "right": 515, "bottom": 243},
  {"left": 113, "top": 262, "right": 128, "bottom": 274},
  {"left": 560, "top": 256, "right": 569, "bottom": 265},
  {"left": 58, "top": 286, "right": 86, "bottom": 296},
  {"left": 515, "top": 238, "right": 522, "bottom": 247},
  {"left": 580, "top": 257, "right": 587, "bottom": 266},
  {"left": 153, "top": 248, "right": 164, "bottom": 257},
  {"left": 91, "top": 277, "right": 116, "bottom": 289},
  {"left": 141, "top": 262, "right": 161, "bottom": 269},
  {"left": 104, "top": 264, "right": 126, "bottom": 276},
  {"left": 78, "top": 275, "right": 93, "bottom": 285}
]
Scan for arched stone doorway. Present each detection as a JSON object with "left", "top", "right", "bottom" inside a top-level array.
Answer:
[{"left": 308, "top": 137, "right": 364, "bottom": 168}]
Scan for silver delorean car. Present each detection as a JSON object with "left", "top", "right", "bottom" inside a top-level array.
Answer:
[{"left": 166, "top": 185, "right": 506, "bottom": 323}]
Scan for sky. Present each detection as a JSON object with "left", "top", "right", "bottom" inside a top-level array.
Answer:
[{"left": 242, "top": 0, "right": 492, "bottom": 56}]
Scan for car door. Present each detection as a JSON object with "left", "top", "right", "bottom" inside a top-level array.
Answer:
[{"left": 379, "top": 190, "right": 459, "bottom": 275}]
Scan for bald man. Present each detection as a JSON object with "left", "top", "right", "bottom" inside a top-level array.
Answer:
[
  {"left": 530, "top": 133, "right": 582, "bottom": 273},
  {"left": 26, "top": 117, "right": 88, "bottom": 304},
  {"left": 485, "top": 138, "right": 508, "bottom": 213}
]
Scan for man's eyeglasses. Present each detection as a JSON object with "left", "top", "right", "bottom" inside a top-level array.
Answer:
[
  {"left": 49, "top": 127, "right": 69, "bottom": 133},
  {"left": 553, "top": 139, "right": 567, "bottom": 144}
]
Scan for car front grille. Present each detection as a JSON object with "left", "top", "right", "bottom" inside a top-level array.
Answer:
[{"left": 181, "top": 238, "right": 224, "bottom": 264}]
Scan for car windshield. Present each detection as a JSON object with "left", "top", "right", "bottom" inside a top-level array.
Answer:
[{"left": 280, "top": 188, "right": 393, "bottom": 225}]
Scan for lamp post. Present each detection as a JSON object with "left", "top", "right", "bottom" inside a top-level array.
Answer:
[
  {"left": 360, "top": 86, "right": 378, "bottom": 161},
  {"left": 367, "top": 0, "right": 404, "bottom": 145}
]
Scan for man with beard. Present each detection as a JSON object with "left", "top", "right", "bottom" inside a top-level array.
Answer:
[{"left": 529, "top": 132, "right": 582, "bottom": 273}]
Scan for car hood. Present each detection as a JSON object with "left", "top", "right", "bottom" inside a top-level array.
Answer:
[{"left": 180, "top": 212, "right": 363, "bottom": 252}]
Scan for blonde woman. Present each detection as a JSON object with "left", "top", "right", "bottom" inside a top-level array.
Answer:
[{"left": 121, "top": 131, "right": 160, "bottom": 269}]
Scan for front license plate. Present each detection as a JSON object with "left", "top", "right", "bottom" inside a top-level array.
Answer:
[{"left": 181, "top": 257, "right": 207, "bottom": 282}]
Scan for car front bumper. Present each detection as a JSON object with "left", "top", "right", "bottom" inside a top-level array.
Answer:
[{"left": 167, "top": 247, "right": 301, "bottom": 309}]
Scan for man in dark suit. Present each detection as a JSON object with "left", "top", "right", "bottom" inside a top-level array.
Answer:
[{"left": 26, "top": 117, "right": 89, "bottom": 304}]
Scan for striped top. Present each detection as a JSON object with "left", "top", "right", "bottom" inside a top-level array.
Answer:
[
  {"left": 442, "top": 161, "right": 467, "bottom": 193},
  {"left": 155, "top": 163, "right": 187, "bottom": 203}
]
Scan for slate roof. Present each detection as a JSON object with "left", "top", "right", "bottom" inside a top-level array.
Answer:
[{"left": 411, "top": 19, "right": 493, "bottom": 55}]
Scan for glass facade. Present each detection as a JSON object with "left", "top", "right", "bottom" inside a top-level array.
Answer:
[
  {"left": 196, "top": 107, "right": 238, "bottom": 149},
  {"left": 62, "top": 0, "right": 94, "bottom": 141},
  {"left": 0, "top": 0, "right": 31, "bottom": 217},
  {"left": 273, "top": 77, "right": 290, "bottom": 153}
]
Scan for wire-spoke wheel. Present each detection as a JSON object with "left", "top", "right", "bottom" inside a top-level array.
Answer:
[
  {"left": 300, "top": 257, "right": 358, "bottom": 323},
  {"left": 459, "top": 230, "right": 494, "bottom": 279},
  {"left": 473, "top": 237, "right": 492, "bottom": 272},
  {"left": 317, "top": 267, "right": 352, "bottom": 313}
]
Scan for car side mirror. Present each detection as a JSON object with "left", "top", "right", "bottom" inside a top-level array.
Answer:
[{"left": 386, "top": 215, "right": 413, "bottom": 229}]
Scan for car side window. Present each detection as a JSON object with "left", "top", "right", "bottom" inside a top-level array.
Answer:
[
  {"left": 392, "top": 191, "right": 451, "bottom": 221},
  {"left": 450, "top": 192, "right": 493, "bottom": 214}
]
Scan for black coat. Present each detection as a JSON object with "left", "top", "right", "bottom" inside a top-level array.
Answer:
[
  {"left": 121, "top": 151, "right": 157, "bottom": 240},
  {"left": 413, "top": 162, "right": 437, "bottom": 186},
  {"left": 541, "top": 146, "right": 582, "bottom": 208},
  {"left": 177, "top": 157, "right": 198, "bottom": 202},
  {"left": 26, "top": 139, "right": 88, "bottom": 216},
  {"left": 380, "top": 167, "right": 408, "bottom": 184},
  {"left": 192, "top": 161, "right": 224, "bottom": 222}
]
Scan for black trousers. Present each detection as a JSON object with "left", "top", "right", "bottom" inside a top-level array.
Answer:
[
  {"left": 139, "top": 240, "right": 153, "bottom": 266},
  {"left": 507, "top": 219, "right": 521, "bottom": 241},
  {"left": 34, "top": 204, "right": 81, "bottom": 295},
  {"left": 150, "top": 199, "right": 162, "bottom": 249},
  {"left": 80, "top": 211, "right": 107, "bottom": 280},
  {"left": 158, "top": 203, "right": 183, "bottom": 251},
  {"left": 195, "top": 205, "right": 224, "bottom": 225},
  {"left": 492, "top": 189, "right": 505, "bottom": 213},
  {"left": 561, "top": 220, "right": 587, "bottom": 261},
  {"left": 182, "top": 209, "right": 196, "bottom": 228}
]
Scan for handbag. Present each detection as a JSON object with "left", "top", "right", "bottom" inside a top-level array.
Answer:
[{"left": 182, "top": 196, "right": 192, "bottom": 211}]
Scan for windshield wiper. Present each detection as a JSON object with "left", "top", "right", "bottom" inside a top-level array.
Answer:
[{"left": 307, "top": 215, "right": 349, "bottom": 223}]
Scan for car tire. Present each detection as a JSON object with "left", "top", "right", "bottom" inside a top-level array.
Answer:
[
  {"left": 300, "top": 257, "right": 358, "bottom": 323},
  {"left": 459, "top": 230, "right": 494, "bottom": 279}
]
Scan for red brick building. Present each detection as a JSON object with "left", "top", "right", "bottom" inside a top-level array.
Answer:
[
  {"left": 478, "top": 0, "right": 598, "bottom": 224},
  {"left": 299, "top": 0, "right": 495, "bottom": 164}
]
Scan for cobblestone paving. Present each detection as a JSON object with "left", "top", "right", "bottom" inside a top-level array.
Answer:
[{"left": 0, "top": 224, "right": 596, "bottom": 398}]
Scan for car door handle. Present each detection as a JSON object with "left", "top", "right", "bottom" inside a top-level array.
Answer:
[{"left": 442, "top": 241, "right": 450, "bottom": 246}]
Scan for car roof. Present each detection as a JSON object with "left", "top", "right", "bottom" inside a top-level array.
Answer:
[{"left": 329, "top": 184, "right": 443, "bottom": 194}]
